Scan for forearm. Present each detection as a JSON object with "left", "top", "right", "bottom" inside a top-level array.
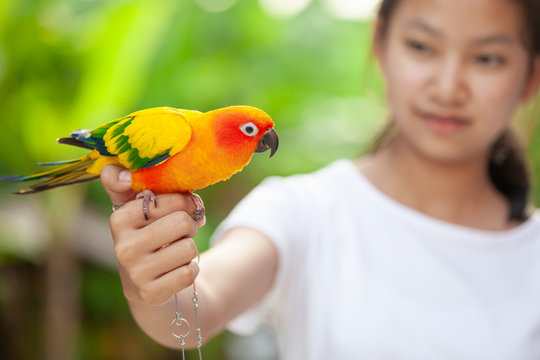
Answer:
[
  {"left": 124, "top": 249, "right": 227, "bottom": 349},
  {"left": 127, "top": 282, "right": 217, "bottom": 349},
  {"left": 125, "top": 228, "right": 278, "bottom": 349},
  {"left": 101, "top": 171, "right": 278, "bottom": 348}
]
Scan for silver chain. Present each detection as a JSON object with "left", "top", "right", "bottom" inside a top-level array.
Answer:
[
  {"left": 170, "top": 293, "right": 191, "bottom": 359},
  {"left": 192, "top": 281, "right": 203, "bottom": 360},
  {"left": 169, "top": 254, "right": 203, "bottom": 359}
]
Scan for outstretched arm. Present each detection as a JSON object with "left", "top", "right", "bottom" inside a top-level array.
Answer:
[{"left": 100, "top": 165, "right": 278, "bottom": 349}]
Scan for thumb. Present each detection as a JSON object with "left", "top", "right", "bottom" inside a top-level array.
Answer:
[{"left": 100, "top": 165, "right": 136, "bottom": 207}]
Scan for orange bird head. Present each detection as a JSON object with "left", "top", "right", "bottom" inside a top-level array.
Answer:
[{"left": 209, "top": 105, "right": 278, "bottom": 159}]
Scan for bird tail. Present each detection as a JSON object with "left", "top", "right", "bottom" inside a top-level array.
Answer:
[{"left": 1, "top": 152, "right": 100, "bottom": 194}]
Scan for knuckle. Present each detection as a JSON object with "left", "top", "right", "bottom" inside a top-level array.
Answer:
[
  {"left": 110, "top": 206, "right": 137, "bottom": 229},
  {"left": 173, "top": 211, "right": 193, "bottom": 233},
  {"left": 109, "top": 210, "right": 124, "bottom": 230},
  {"left": 139, "top": 285, "right": 168, "bottom": 305},
  {"left": 179, "top": 209, "right": 193, "bottom": 222},
  {"left": 138, "top": 286, "right": 158, "bottom": 304},
  {"left": 183, "top": 239, "right": 198, "bottom": 259},
  {"left": 179, "top": 264, "right": 196, "bottom": 286},
  {"left": 114, "top": 242, "right": 134, "bottom": 266},
  {"left": 122, "top": 287, "right": 138, "bottom": 302},
  {"left": 126, "top": 266, "right": 144, "bottom": 286}
]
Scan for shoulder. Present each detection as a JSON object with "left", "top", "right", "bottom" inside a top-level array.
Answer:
[
  {"left": 213, "top": 159, "right": 364, "bottom": 244},
  {"left": 256, "top": 159, "right": 360, "bottom": 199},
  {"left": 523, "top": 211, "right": 540, "bottom": 235}
]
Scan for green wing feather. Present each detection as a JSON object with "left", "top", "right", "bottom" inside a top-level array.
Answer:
[
  {"left": 1, "top": 107, "right": 197, "bottom": 194},
  {"left": 95, "top": 107, "right": 195, "bottom": 171}
]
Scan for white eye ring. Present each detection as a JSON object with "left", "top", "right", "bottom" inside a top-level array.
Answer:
[{"left": 239, "top": 122, "right": 259, "bottom": 137}]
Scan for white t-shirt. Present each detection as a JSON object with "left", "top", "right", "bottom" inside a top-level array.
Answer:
[{"left": 212, "top": 160, "right": 540, "bottom": 360}]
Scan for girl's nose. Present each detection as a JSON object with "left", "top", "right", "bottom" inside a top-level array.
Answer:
[{"left": 429, "top": 57, "right": 468, "bottom": 107}]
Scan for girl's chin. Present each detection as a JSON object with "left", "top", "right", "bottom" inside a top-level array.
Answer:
[{"left": 392, "top": 135, "right": 484, "bottom": 165}]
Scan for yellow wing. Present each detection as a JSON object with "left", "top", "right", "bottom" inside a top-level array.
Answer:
[{"left": 95, "top": 107, "right": 198, "bottom": 170}]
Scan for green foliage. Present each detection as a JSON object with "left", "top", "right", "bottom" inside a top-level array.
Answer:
[
  {"left": 1, "top": 0, "right": 538, "bottom": 359},
  {"left": 0, "top": 0, "right": 384, "bottom": 358}
]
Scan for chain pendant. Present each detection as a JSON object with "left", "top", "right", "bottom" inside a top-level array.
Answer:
[
  {"left": 170, "top": 293, "right": 191, "bottom": 360},
  {"left": 169, "top": 253, "right": 203, "bottom": 359}
]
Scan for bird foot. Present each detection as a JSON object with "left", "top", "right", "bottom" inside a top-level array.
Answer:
[
  {"left": 188, "top": 192, "right": 205, "bottom": 222},
  {"left": 136, "top": 190, "right": 158, "bottom": 221}
]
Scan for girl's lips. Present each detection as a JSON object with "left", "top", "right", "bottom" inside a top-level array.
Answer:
[{"left": 415, "top": 110, "right": 471, "bottom": 135}]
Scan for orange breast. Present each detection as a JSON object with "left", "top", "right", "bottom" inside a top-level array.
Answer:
[{"left": 130, "top": 129, "right": 255, "bottom": 194}]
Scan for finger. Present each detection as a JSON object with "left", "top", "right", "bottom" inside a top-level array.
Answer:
[
  {"left": 117, "top": 264, "right": 141, "bottom": 302},
  {"left": 111, "top": 207, "right": 198, "bottom": 261},
  {"left": 139, "top": 211, "right": 199, "bottom": 252},
  {"left": 112, "top": 193, "right": 204, "bottom": 230},
  {"left": 100, "top": 164, "right": 135, "bottom": 207},
  {"left": 130, "top": 238, "right": 198, "bottom": 284},
  {"left": 139, "top": 262, "right": 199, "bottom": 305}
]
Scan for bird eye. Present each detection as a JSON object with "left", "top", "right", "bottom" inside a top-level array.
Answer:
[{"left": 239, "top": 122, "right": 259, "bottom": 137}]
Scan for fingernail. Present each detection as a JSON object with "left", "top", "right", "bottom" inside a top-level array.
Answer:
[{"left": 119, "top": 170, "right": 131, "bottom": 183}]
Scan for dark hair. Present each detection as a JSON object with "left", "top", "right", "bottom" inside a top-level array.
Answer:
[{"left": 373, "top": 0, "right": 540, "bottom": 221}]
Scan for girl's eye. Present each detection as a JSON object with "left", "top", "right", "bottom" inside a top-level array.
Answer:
[
  {"left": 239, "top": 122, "right": 259, "bottom": 137},
  {"left": 406, "top": 40, "right": 434, "bottom": 55},
  {"left": 475, "top": 54, "right": 505, "bottom": 67}
]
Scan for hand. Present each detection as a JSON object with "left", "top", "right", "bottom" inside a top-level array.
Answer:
[{"left": 100, "top": 165, "right": 205, "bottom": 305}]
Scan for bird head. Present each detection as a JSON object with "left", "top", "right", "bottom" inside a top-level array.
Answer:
[{"left": 211, "top": 105, "right": 278, "bottom": 158}]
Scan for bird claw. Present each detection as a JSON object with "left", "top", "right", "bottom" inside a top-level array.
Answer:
[
  {"left": 136, "top": 190, "right": 158, "bottom": 221},
  {"left": 188, "top": 193, "right": 205, "bottom": 222}
]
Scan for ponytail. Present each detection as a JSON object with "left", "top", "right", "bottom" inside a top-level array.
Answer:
[{"left": 488, "top": 130, "right": 531, "bottom": 221}]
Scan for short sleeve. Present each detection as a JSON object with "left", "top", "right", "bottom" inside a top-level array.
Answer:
[{"left": 211, "top": 175, "right": 310, "bottom": 335}]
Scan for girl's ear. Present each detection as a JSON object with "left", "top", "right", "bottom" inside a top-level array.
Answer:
[{"left": 521, "top": 56, "right": 540, "bottom": 103}]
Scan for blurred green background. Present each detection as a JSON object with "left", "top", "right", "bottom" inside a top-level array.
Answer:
[{"left": 0, "top": 0, "right": 538, "bottom": 359}]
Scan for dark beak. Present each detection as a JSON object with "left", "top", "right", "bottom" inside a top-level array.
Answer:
[{"left": 255, "top": 128, "right": 279, "bottom": 158}]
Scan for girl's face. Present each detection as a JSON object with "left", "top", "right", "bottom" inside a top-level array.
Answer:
[{"left": 376, "top": 0, "right": 540, "bottom": 164}]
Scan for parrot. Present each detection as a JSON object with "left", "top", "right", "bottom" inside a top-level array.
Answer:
[{"left": 1, "top": 105, "right": 279, "bottom": 220}]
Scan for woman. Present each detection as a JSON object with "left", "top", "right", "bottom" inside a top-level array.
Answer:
[{"left": 101, "top": 0, "right": 540, "bottom": 358}]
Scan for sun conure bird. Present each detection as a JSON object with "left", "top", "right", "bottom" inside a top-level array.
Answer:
[{"left": 1, "top": 105, "right": 278, "bottom": 220}]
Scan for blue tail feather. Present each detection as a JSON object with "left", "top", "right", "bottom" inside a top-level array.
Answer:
[
  {"left": 34, "top": 159, "right": 79, "bottom": 166},
  {"left": 0, "top": 173, "right": 56, "bottom": 182},
  {"left": 1, "top": 157, "right": 97, "bottom": 194},
  {"left": 0, "top": 174, "right": 32, "bottom": 182}
]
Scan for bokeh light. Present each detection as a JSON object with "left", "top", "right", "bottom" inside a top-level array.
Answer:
[
  {"left": 324, "top": 0, "right": 380, "bottom": 20},
  {"left": 258, "top": 0, "right": 312, "bottom": 18}
]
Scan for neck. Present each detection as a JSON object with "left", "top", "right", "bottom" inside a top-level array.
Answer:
[{"left": 360, "top": 139, "right": 513, "bottom": 230}]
